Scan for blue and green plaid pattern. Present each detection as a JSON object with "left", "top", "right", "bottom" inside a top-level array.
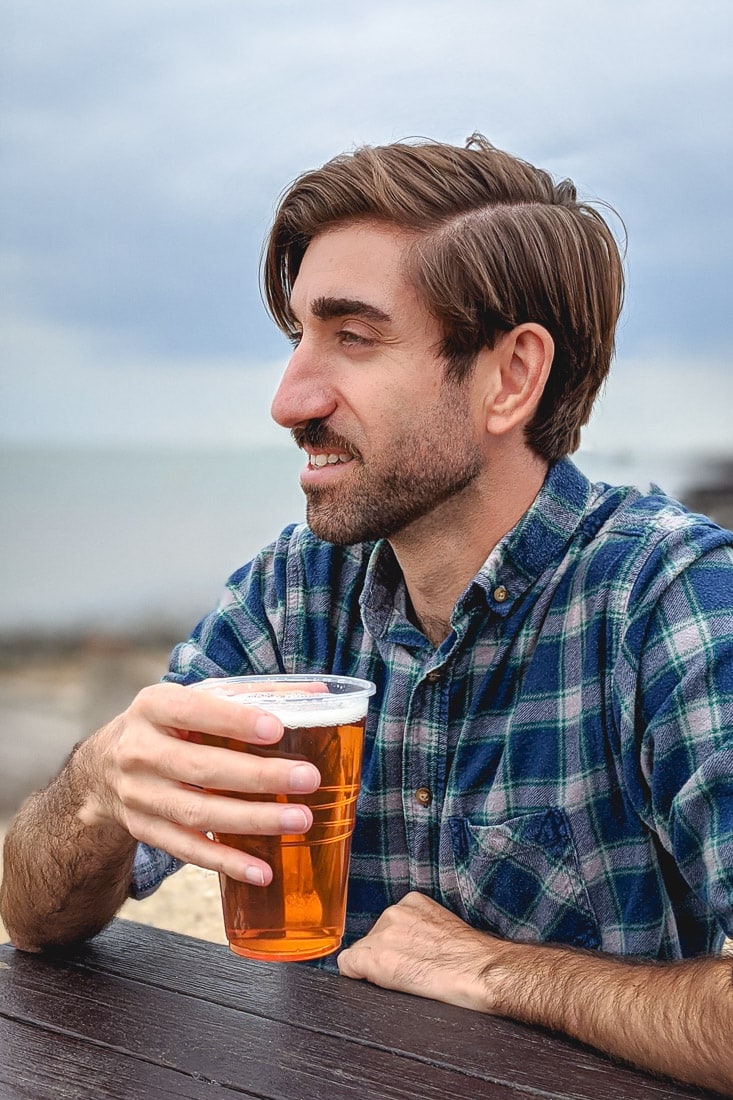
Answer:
[{"left": 133, "top": 458, "right": 733, "bottom": 968}]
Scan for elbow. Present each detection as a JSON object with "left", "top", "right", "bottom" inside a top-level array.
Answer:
[
  {"left": 1, "top": 886, "right": 109, "bottom": 955},
  {"left": 5, "top": 933, "right": 44, "bottom": 955},
  {"left": 3, "top": 916, "right": 109, "bottom": 955}
]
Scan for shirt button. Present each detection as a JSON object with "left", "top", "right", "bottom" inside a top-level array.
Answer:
[
  {"left": 425, "top": 670, "right": 441, "bottom": 684},
  {"left": 415, "top": 787, "right": 433, "bottom": 807},
  {"left": 493, "top": 585, "right": 509, "bottom": 603}
]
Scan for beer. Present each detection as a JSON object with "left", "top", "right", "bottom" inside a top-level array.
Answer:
[{"left": 193, "top": 676, "right": 374, "bottom": 962}]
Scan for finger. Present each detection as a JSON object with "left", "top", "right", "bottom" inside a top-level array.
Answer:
[
  {"left": 337, "top": 941, "right": 390, "bottom": 985},
  {"left": 126, "top": 781, "right": 315, "bottom": 838},
  {"left": 337, "top": 945, "right": 361, "bottom": 978},
  {"left": 129, "top": 814, "right": 274, "bottom": 886},
  {"left": 148, "top": 735, "right": 321, "bottom": 795},
  {"left": 131, "top": 682, "right": 284, "bottom": 745}
]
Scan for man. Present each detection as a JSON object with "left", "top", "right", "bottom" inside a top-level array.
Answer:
[{"left": 2, "top": 135, "right": 733, "bottom": 1093}]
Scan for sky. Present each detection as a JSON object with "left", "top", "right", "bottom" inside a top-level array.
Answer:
[{"left": 1, "top": 0, "right": 732, "bottom": 454}]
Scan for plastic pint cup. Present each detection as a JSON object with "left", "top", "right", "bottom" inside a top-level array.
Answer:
[{"left": 193, "top": 674, "right": 375, "bottom": 962}]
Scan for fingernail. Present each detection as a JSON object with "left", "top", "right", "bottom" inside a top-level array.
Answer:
[
  {"left": 280, "top": 807, "right": 309, "bottom": 832},
  {"left": 288, "top": 764, "right": 319, "bottom": 792},
  {"left": 244, "top": 866, "right": 265, "bottom": 885},
  {"left": 254, "top": 714, "right": 281, "bottom": 741}
]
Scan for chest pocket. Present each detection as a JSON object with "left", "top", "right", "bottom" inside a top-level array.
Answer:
[{"left": 447, "top": 807, "right": 600, "bottom": 950}]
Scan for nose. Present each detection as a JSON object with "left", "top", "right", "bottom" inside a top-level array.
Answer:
[{"left": 270, "top": 342, "right": 336, "bottom": 429}]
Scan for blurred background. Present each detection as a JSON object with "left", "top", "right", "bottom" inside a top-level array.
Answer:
[{"left": 1, "top": 1, "right": 732, "bottom": 837}]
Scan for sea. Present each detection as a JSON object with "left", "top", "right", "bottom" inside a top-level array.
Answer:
[{"left": 0, "top": 444, "right": 721, "bottom": 638}]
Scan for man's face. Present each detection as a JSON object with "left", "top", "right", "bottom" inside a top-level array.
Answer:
[{"left": 270, "top": 221, "right": 486, "bottom": 545}]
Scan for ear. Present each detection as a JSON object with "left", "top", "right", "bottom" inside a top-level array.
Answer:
[{"left": 481, "top": 324, "right": 553, "bottom": 437}]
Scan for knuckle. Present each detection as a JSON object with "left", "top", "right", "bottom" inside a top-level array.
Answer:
[
  {"left": 132, "top": 683, "right": 159, "bottom": 708},
  {"left": 168, "top": 793, "right": 208, "bottom": 831},
  {"left": 250, "top": 759, "right": 276, "bottom": 794},
  {"left": 178, "top": 746, "right": 211, "bottom": 789},
  {"left": 114, "top": 726, "right": 148, "bottom": 775},
  {"left": 137, "top": 682, "right": 195, "bottom": 730},
  {"left": 129, "top": 682, "right": 166, "bottom": 719},
  {"left": 184, "top": 744, "right": 257, "bottom": 794},
  {"left": 114, "top": 772, "right": 141, "bottom": 813},
  {"left": 208, "top": 847, "right": 238, "bottom": 876},
  {"left": 125, "top": 815, "right": 154, "bottom": 846},
  {"left": 178, "top": 804, "right": 206, "bottom": 831},
  {"left": 164, "top": 691, "right": 197, "bottom": 732},
  {"left": 171, "top": 834, "right": 205, "bottom": 866},
  {"left": 229, "top": 755, "right": 277, "bottom": 795}
]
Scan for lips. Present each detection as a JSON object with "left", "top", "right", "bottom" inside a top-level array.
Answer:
[{"left": 292, "top": 422, "right": 357, "bottom": 457}]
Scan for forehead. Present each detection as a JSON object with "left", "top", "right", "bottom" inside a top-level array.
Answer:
[{"left": 290, "top": 222, "right": 420, "bottom": 316}]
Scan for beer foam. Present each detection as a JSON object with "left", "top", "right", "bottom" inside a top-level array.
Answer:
[{"left": 204, "top": 686, "right": 369, "bottom": 728}]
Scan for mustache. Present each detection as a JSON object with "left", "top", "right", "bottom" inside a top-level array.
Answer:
[{"left": 292, "top": 421, "right": 359, "bottom": 459}]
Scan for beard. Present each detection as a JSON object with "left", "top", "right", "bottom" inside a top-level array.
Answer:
[{"left": 293, "top": 382, "right": 483, "bottom": 546}]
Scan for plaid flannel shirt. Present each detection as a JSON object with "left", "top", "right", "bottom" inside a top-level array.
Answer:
[{"left": 132, "top": 458, "right": 733, "bottom": 968}]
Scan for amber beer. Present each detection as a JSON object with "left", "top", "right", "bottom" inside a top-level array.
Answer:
[{"left": 194, "top": 675, "right": 375, "bottom": 962}]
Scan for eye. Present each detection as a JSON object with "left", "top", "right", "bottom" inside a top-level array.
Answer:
[{"left": 339, "top": 329, "right": 374, "bottom": 347}]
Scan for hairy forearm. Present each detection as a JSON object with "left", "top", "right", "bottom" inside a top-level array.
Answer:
[
  {"left": 0, "top": 736, "right": 137, "bottom": 952},
  {"left": 486, "top": 940, "right": 733, "bottom": 1095}
]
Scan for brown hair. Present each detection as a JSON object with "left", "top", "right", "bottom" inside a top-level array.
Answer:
[{"left": 263, "top": 134, "right": 624, "bottom": 462}]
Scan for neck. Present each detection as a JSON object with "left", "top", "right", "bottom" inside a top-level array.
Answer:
[{"left": 391, "top": 450, "right": 548, "bottom": 647}]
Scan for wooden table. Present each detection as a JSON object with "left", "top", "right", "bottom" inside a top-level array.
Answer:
[{"left": 0, "top": 920, "right": 716, "bottom": 1099}]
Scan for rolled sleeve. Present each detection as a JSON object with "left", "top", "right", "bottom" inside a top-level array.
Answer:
[{"left": 129, "top": 842, "right": 185, "bottom": 900}]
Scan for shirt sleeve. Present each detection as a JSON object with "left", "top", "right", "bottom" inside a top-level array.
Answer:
[
  {"left": 617, "top": 536, "right": 733, "bottom": 936},
  {"left": 129, "top": 844, "right": 186, "bottom": 900}
]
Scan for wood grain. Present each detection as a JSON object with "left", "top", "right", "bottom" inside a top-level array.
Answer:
[
  {"left": 0, "top": 1016, "right": 242, "bottom": 1099},
  {"left": 0, "top": 921, "right": 716, "bottom": 1100}
]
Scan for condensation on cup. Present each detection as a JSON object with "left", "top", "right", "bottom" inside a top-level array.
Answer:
[{"left": 192, "top": 674, "right": 376, "bottom": 962}]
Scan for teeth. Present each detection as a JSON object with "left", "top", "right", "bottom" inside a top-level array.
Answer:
[{"left": 309, "top": 453, "right": 350, "bottom": 468}]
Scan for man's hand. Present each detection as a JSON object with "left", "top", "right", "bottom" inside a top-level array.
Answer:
[
  {"left": 83, "top": 680, "right": 322, "bottom": 887},
  {"left": 338, "top": 892, "right": 504, "bottom": 1011},
  {"left": 339, "top": 892, "right": 733, "bottom": 1096},
  {"left": 0, "top": 679, "right": 321, "bottom": 951}
]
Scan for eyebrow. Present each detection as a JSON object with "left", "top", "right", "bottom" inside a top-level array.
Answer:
[{"left": 309, "top": 296, "right": 392, "bottom": 325}]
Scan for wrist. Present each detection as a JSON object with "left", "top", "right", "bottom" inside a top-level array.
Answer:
[
  {"left": 476, "top": 936, "right": 529, "bottom": 1015},
  {"left": 68, "top": 731, "right": 130, "bottom": 842},
  {"left": 478, "top": 938, "right": 580, "bottom": 1029}
]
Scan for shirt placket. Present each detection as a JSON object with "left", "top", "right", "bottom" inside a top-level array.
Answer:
[{"left": 401, "top": 660, "right": 450, "bottom": 896}]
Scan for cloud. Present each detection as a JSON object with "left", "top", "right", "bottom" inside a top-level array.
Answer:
[
  {"left": 0, "top": 308, "right": 288, "bottom": 446},
  {"left": 1, "top": 0, "right": 731, "bottom": 443}
]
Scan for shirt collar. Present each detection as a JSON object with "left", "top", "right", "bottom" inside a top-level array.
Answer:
[
  {"left": 470, "top": 457, "right": 598, "bottom": 617},
  {"left": 360, "top": 457, "right": 598, "bottom": 636},
  {"left": 360, "top": 538, "right": 417, "bottom": 644}
]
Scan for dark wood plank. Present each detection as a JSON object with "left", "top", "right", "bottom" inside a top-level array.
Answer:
[
  {"left": 0, "top": 943, "right": 527, "bottom": 1100},
  {"left": 49, "top": 921, "right": 713, "bottom": 1100},
  {"left": 0, "top": 1016, "right": 246, "bottom": 1099}
]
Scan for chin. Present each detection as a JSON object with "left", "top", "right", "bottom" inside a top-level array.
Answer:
[
  {"left": 305, "top": 504, "right": 374, "bottom": 546},
  {"left": 306, "top": 519, "right": 364, "bottom": 546}
]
